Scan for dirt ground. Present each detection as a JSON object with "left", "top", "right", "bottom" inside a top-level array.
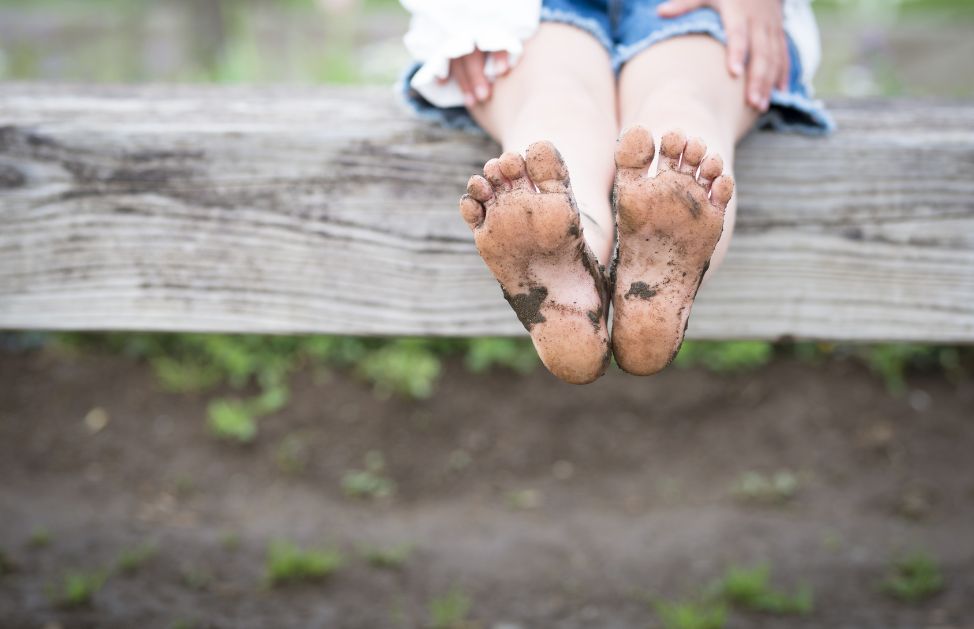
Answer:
[{"left": 1, "top": 348, "right": 972, "bottom": 629}]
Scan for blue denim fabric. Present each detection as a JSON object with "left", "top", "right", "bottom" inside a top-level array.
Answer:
[{"left": 400, "top": 0, "right": 834, "bottom": 135}]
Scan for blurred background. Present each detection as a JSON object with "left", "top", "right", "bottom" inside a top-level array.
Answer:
[{"left": 1, "top": 1, "right": 973, "bottom": 628}]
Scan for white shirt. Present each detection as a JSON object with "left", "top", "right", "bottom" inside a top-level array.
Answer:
[{"left": 401, "top": 0, "right": 821, "bottom": 108}]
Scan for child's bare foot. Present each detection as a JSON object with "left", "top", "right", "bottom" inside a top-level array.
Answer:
[
  {"left": 610, "top": 126, "right": 735, "bottom": 376},
  {"left": 460, "top": 142, "right": 610, "bottom": 384}
]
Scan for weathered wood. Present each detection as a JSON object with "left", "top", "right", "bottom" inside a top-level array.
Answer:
[{"left": 1, "top": 84, "right": 972, "bottom": 340}]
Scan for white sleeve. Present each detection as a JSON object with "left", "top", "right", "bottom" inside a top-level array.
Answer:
[{"left": 401, "top": 0, "right": 541, "bottom": 108}]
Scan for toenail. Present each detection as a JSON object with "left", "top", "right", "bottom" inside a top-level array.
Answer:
[{"left": 475, "top": 85, "right": 489, "bottom": 101}]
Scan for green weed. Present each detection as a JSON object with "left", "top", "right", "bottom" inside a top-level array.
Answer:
[
  {"left": 28, "top": 527, "right": 51, "bottom": 549},
  {"left": 342, "top": 451, "right": 395, "bottom": 500},
  {"left": 714, "top": 564, "right": 813, "bottom": 615},
  {"left": 181, "top": 565, "right": 213, "bottom": 591},
  {"left": 360, "top": 543, "right": 413, "bottom": 570},
  {"left": 730, "top": 470, "right": 799, "bottom": 505},
  {"left": 428, "top": 587, "right": 472, "bottom": 629},
  {"left": 0, "top": 548, "right": 15, "bottom": 575},
  {"left": 275, "top": 433, "right": 310, "bottom": 475},
  {"left": 463, "top": 338, "right": 538, "bottom": 374},
  {"left": 219, "top": 530, "right": 241, "bottom": 551},
  {"left": 266, "top": 540, "right": 343, "bottom": 585},
  {"left": 882, "top": 551, "right": 945, "bottom": 603},
  {"left": 654, "top": 599, "right": 727, "bottom": 629},
  {"left": 356, "top": 339, "right": 441, "bottom": 398},
  {"left": 114, "top": 542, "right": 157, "bottom": 574},
  {"left": 673, "top": 341, "right": 773, "bottom": 373},
  {"left": 48, "top": 569, "right": 108, "bottom": 607}
]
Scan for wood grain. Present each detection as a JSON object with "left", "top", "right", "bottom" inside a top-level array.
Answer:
[{"left": 1, "top": 84, "right": 972, "bottom": 341}]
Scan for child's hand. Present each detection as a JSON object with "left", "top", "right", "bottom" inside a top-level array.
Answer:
[
  {"left": 657, "top": 0, "right": 789, "bottom": 111},
  {"left": 443, "top": 49, "right": 511, "bottom": 107}
]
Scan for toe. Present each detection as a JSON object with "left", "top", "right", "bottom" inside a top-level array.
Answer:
[
  {"left": 484, "top": 158, "right": 510, "bottom": 192},
  {"left": 615, "top": 125, "right": 655, "bottom": 183},
  {"left": 659, "top": 129, "right": 686, "bottom": 172},
  {"left": 466, "top": 175, "right": 494, "bottom": 203},
  {"left": 680, "top": 136, "right": 706, "bottom": 175},
  {"left": 525, "top": 140, "right": 570, "bottom": 194},
  {"left": 459, "top": 194, "right": 485, "bottom": 230},
  {"left": 710, "top": 174, "right": 735, "bottom": 212},
  {"left": 499, "top": 152, "right": 533, "bottom": 191},
  {"left": 696, "top": 154, "right": 723, "bottom": 191}
]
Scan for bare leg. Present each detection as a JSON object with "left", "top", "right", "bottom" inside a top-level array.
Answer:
[
  {"left": 459, "top": 24, "right": 619, "bottom": 384},
  {"left": 609, "top": 35, "right": 760, "bottom": 375},
  {"left": 618, "top": 35, "right": 759, "bottom": 272},
  {"left": 469, "top": 23, "right": 618, "bottom": 265}
]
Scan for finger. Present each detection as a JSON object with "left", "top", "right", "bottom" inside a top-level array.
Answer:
[
  {"left": 463, "top": 49, "right": 491, "bottom": 103},
  {"left": 492, "top": 51, "right": 510, "bottom": 76},
  {"left": 657, "top": 0, "right": 708, "bottom": 17},
  {"left": 776, "top": 32, "right": 790, "bottom": 91},
  {"left": 724, "top": 10, "right": 748, "bottom": 78},
  {"left": 747, "top": 23, "right": 774, "bottom": 111},
  {"left": 451, "top": 60, "right": 475, "bottom": 108}
]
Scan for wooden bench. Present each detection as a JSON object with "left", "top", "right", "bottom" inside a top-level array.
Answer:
[{"left": 1, "top": 84, "right": 972, "bottom": 341}]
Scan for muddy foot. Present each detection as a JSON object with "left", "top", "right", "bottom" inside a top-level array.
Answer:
[
  {"left": 460, "top": 142, "right": 610, "bottom": 384},
  {"left": 610, "top": 126, "right": 735, "bottom": 376}
]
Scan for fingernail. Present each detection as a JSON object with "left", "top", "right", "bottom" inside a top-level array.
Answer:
[
  {"left": 731, "top": 62, "right": 744, "bottom": 76},
  {"left": 475, "top": 85, "right": 489, "bottom": 101},
  {"left": 464, "top": 93, "right": 475, "bottom": 107}
]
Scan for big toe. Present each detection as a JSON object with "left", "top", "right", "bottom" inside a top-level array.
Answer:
[{"left": 615, "top": 125, "right": 655, "bottom": 176}]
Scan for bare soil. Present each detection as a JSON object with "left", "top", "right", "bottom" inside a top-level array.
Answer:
[{"left": 1, "top": 348, "right": 973, "bottom": 629}]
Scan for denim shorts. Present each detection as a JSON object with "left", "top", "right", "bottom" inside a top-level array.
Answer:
[{"left": 401, "top": 0, "right": 834, "bottom": 136}]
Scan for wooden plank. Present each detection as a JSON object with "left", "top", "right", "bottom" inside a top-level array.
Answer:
[{"left": 0, "top": 84, "right": 972, "bottom": 341}]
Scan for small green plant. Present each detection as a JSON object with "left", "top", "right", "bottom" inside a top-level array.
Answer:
[
  {"left": 673, "top": 341, "right": 773, "bottom": 373},
  {"left": 28, "top": 527, "right": 51, "bottom": 549},
  {"left": 341, "top": 451, "right": 395, "bottom": 500},
  {"left": 275, "top": 433, "right": 310, "bottom": 474},
  {"left": 654, "top": 599, "right": 727, "bottom": 629},
  {"left": 360, "top": 543, "right": 413, "bottom": 570},
  {"left": 715, "top": 564, "right": 813, "bottom": 615},
  {"left": 265, "top": 540, "right": 343, "bottom": 585},
  {"left": 428, "top": 587, "right": 472, "bottom": 629},
  {"left": 170, "top": 619, "right": 197, "bottom": 629},
  {"left": 730, "top": 470, "right": 799, "bottom": 505},
  {"left": 48, "top": 569, "right": 108, "bottom": 607},
  {"left": 882, "top": 551, "right": 945, "bottom": 603},
  {"left": 356, "top": 339, "right": 442, "bottom": 398},
  {"left": 115, "top": 542, "right": 157, "bottom": 574},
  {"left": 206, "top": 398, "right": 258, "bottom": 443},
  {"left": 0, "top": 548, "right": 15, "bottom": 575},
  {"left": 220, "top": 530, "right": 241, "bottom": 551},
  {"left": 505, "top": 488, "right": 542, "bottom": 510},
  {"left": 180, "top": 565, "right": 213, "bottom": 591},
  {"left": 463, "top": 338, "right": 537, "bottom": 374}
]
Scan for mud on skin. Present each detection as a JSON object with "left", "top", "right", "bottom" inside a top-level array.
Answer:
[
  {"left": 460, "top": 141, "right": 610, "bottom": 385},
  {"left": 610, "top": 126, "right": 734, "bottom": 377}
]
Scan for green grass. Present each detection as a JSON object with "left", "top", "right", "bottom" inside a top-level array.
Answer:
[
  {"left": 882, "top": 551, "right": 945, "bottom": 603},
  {"left": 114, "top": 542, "right": 157, "bottom": 574},
  {"left": 360, "top": 543, "right": 413, "bottom": 570},
  {"left": 428, "top": 588, "right": 473, "bottom": 629},
  {"left": 28, "top": 527, "right": 51, "bottom": 549},
  {"left": 219, "top": 530, "right": 241, "bottom": 551},
  {"left": 341, "top": 451, "right": 395, "bottom": 500},
  {"left": 730, "top": 470, "right": 800, "bottom": 505},
  {"left": 714, "top": 564, "right": 813, "bottom": 615},
  {"left": 655, "top": 599, "right": 727, "bottom": 629},
  {"left": 180, "top": 565, "right": 213, "bottom": 591},
  {"left": 265, "top": 540, "right": 343, "bottom": 586},
  {"left": 48, "top": 569, "right": 108, "bottom": 607},
  {"left": 0, "top": 548, "right": 15, "bottom": 575},
  {"left": 673, "top": 341, "right": 773, "bottom": 373}
]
